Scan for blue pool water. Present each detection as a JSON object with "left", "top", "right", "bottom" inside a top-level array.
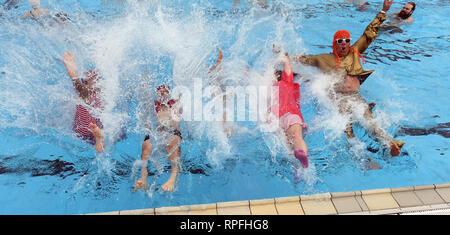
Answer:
[{"left": 0, "top": 0, "right": 449, "bottom": 214}]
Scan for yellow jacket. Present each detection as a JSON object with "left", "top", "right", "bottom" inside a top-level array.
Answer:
[{"left": 292, "top": 12, "right": 386, "bottom": 84}]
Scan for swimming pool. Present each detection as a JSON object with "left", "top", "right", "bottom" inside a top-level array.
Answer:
[{"left": 0, "top": 0, "right": 449, "bottom": 215}]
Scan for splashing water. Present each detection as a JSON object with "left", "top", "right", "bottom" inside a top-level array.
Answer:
[{"left": 0, "top": 0, "right": 449, "bottom": 214}]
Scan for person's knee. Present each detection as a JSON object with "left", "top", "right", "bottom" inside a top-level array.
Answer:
[{"left": 288, "top": 124, "right": 303, "bottom": 137}]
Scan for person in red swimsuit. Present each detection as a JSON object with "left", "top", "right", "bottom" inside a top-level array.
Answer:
[
  {"left": 134, "top": 85, "right": 182, "bottom": 192},
  {"left": 63, "top": 51, "right": 105, "bottom": 153},
  {"left": 271, "top": 52, "right": 309, "bottom": 168}
]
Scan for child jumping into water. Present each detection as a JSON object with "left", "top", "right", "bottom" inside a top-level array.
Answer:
[
  {"left": 271, "top": 51, "right": 309, "bottom": 168},
  {"left": 62, "top": 51, "right": 105, "bottom": 153},
  {"left": 134, "top": 84, "right": 182, "bottom": 192}
]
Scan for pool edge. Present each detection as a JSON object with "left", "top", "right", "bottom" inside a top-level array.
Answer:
[{"left": 86, "top": 182, "right": 450, "bottom": 215}]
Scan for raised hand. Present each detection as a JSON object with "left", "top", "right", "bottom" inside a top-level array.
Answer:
[
  {"left": 62, "top": 51, "right": 79, "bottom": 79},
  {"left": 382, "top": 0, "right": 394, "bottom": 12}
]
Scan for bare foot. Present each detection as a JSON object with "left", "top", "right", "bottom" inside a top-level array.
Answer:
[
  {"left": 89, "top": 123, "right": 104, "bottom": 153},
  {"left": 62, "top": 51, "right": 79, "bottom": 78},
  {"left": 161, "top": 177, "right": 176, "bottom": 192},
  {"left": 294, "top": 149, "right": 309, "bottom": 168},
  {"left": 390, "top": 140, "right": 405, "bottom": 157},
  {"left": 134, "top": 179, "right": 148, "bottom": 192},
  {"left": 390, "top": 142, "right": 401, "bottom": 156}
]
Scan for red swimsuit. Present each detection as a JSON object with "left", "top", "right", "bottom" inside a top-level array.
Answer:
[{"left": 271, "top": 70, "right": 305, "bottom": 122}]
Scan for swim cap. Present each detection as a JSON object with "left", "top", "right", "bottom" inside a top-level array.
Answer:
[
  {"left": 332, "top": 30, "right": 365, "bottom": 70},
  {"left": 29, "top": 0, "right": 41, "bottom": 9},
  {"left": 83, "top": 70, "right": 98, "bottom": 82},
  {"left": 156, "top": 84, "right": 171, "bottom": 94}
]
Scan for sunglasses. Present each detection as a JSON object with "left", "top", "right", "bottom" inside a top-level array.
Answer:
[{"left": 336, "top": 38, "right": 351, "bottom": 44}]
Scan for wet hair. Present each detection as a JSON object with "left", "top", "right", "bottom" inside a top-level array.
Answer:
[
  {"left": 407, "top": 2, "right": 416, "bottom": 11},
  {"left": 82, "top": 70, "right": 99, "bottom": 84},
  {"left": 274, "top": 70, "right": 299, "bottom": 81},
  {"left": 275, "top": 70, "right": 283, "bottom": 81}
]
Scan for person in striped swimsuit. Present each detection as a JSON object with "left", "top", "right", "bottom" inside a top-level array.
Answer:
[{"left": 63, "top": 51, "right": 105, "bottom": 153}]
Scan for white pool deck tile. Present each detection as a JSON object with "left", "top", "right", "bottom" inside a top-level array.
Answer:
[
  {"left": 274, "top": 196, "right": 304, "bottom": 215},
  {"left": 436, "top": 187, "right": 450, "bottom": 203},
  {"left": 249, "top": 199, "right": 278, "bottom": 215},
  {"left": 87, "top": 183, "right": 450, "bottom": 215},
  {"left": 217, "top": 200, "right": 251, "bottom": 215},
  {"left": 391, "top": 190, "right": 424, "bottom": 208},
  {"left": 332, "top": 195, "right": 363, "bottom": 214}
]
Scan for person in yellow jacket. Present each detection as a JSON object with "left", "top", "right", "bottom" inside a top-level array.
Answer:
[{"left": 290, "top": 0, "right": 404, "bottom": 158}]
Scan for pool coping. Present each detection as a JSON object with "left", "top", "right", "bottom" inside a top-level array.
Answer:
[{"left": 86, "top": 183, "right": 450, "bottom": 215}]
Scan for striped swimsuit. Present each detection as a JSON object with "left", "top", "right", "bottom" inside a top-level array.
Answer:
[{"left": 74, "top": 95, "right": 103, "bottom": 145}]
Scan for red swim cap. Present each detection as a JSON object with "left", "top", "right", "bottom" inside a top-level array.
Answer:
[
  {"left": 334, "top": 30, "right": 351, "bottom": 41},
  {"left": 156, "top": 84, "right": 170, "bottom": 94},
  {"left": 84, "top": 70, "right": 98, "bottom": 82}
]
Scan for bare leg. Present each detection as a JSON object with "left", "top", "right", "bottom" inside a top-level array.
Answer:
[
  {"left": 362, "top": 103, "right": 403, "bottom": 156},
  {"left": 89, "top": 123, "right": 104, "bottom": 153},
  {"left": 134, "top": 139, "right": 152, "bottom": 191},
  {"left": 286, "top": 123, "right": 309, "bottom": 168},
  {"left": 344, "top": 120, "right": 382, "bottom": 170},
  {"left": 286, "top": 124, "right": 307, "bottom": 153},
  {"left": 335, "top": 94, "right": 385, "bottom": 168},
  {"left": 162, "top": 135, "right": 181, "bottom": 192}
]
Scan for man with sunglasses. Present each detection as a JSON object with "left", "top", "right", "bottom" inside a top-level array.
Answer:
[{"left": 290, "top": 0, "right": 405, "bottom": 160}]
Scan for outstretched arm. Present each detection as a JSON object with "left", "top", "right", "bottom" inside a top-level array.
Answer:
[
  {"left": 62, "top": 51, "right": 89, "bottom": 99},
  {"left": 20, "top": 11, "right": 32, "bottom": 19},
  {"left": 63, "top": 51, "right": 79, "bottom": 79},
  {"left": 272, "top": 44, "right": 319, "bottom": 68},
  {"left": 283, "top": 53, "right": 292, "bottom": 76},
  {"left": 281, "top": 53, "right": 297, "bottom": 84},
  {"left": 352, "top": 0, "right": 393, "bottom": 53},
  {"left": 290, "top": 54, "right": 319, "bottom": 68}
]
